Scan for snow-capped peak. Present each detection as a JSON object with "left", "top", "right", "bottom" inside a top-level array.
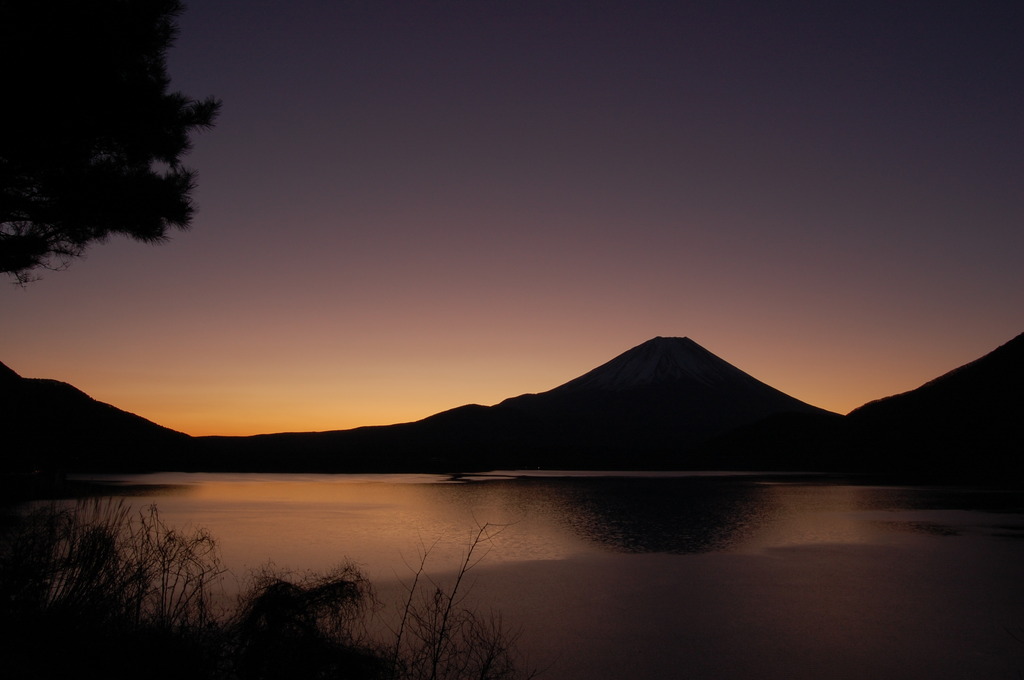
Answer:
[{"left": 552, "top": 337, "right": 755, "bottom": 392}]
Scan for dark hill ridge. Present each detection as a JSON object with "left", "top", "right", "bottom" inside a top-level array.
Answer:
[
  {"left": 849, "top": 331, "right": 1023, "bottom": 422},
  {"left": 842, "top": 331, "right": 1023, "bottom": 476},
  {"left": 0, "top": 361, "right": 189, "bottom": 472},
  {"left": 693, "top": 332, "right": 1024, "bottom": 479},
  {"left": 0, "top": 360, "right": 21, "bottom": 384},
  {"left": 3, "top": 333, "right": 1022, "bottom": 479}
]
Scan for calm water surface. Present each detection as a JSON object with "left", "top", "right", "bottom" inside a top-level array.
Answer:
[{"left": 69, "top": 471, "right": 1024, "bottom": 680}]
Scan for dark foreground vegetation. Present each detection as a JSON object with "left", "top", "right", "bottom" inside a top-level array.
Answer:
[{"left": 0, "top": 500, "right": 534, "bottom": 680}]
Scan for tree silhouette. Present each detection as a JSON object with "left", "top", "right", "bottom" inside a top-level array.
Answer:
[{"left": 0, "top": 0, "right": 220, "bottom": 283}]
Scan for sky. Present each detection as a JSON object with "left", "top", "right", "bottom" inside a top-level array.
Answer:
[{"left": 2, "top": 0, "right": 1022, "bottom": 436}]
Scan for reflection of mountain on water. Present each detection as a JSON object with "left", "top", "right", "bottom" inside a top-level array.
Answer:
[
  {"left": 524, "top": 476, "right": 781, "bottom": 554},
  {"left": 516, "top": 476, "right": 1024, "bottom": 554}
]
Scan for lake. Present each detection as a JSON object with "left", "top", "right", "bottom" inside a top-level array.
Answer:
[{"left": 65, "top": 471, "right": 1024, "bottom": 679}]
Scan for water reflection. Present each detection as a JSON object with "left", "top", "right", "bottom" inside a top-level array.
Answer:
[
  {"left": 58, "top": 472, "right": 1024, "bottom": 680},
  {"left": 432, "top": 476, "right": 1004, "bottom": 555},
  {"left": 64, "top": 473, "right": 1024, "bottom": 568},
  {"left": 868, "top": 520, "right": 961, "bottom": 536},
  {"left": 512, "top": 476, "right": 780, "bottom": 553}
]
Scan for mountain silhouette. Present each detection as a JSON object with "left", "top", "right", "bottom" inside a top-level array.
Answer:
[
  {"left": 693, "top": 332, "right": 1023, "bottom": 479},
  {"left": 4, "top": 333, "right": 1021, "bottom": 478},
  {"left": 541, "top": 336, "right": 792, "bottom": 392},
  {"left": 194, "top": 337, "right": 832, "bottom": 471},
  {"left": 842, "top": 331, "right": 1023, "bottom": 477},
  {"left": 0, "top": 360, "right": 188, "bottom": 473},
  {"left": 477, "top": 337, "right": 832, "bottom": 468}
]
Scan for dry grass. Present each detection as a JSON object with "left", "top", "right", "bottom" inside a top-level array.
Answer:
[{"left": 0, "top": 501, "right": 535, "bottom": 680}]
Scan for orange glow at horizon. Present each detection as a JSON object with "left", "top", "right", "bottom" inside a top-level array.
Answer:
[
  {"left": 5, "top": 324, "right": 1013, "bottom": 438},
  {"left": 2, "top": 2, "right": 1021, "bottom": 438}
]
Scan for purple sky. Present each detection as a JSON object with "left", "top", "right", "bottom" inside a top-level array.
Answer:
[{"left": 3, "top": 0, "right": 1022, "bottom": 435}]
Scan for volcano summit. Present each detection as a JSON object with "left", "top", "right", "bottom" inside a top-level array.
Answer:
[{"left": 474, "top": 336, "right": 832, "bottom": 467}]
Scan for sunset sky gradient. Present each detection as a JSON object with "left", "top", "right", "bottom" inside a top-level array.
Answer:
[{"left": 2, "top": 0, "right": 1022, "bottom": 436}]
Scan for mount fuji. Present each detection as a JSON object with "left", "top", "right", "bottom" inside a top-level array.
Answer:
[
  {"left": 541, "top": 336, "right": 786, "bottom": 392},
  {"left": 473, "top": 336, "right": 833, "bottom": 468},
  {"left": 6, "top": 333, "right": 1022, "bottom": 476},
  {"left": 200, "top": 336, "right": 834, "bottom": 471}
]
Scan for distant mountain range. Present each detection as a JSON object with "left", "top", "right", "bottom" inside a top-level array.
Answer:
[
  {"left": 191, "top": 337, "right": 831, "bottom": 472},
  {"left": 2, "top": 333, "right": 1021, "bottom": 480}
]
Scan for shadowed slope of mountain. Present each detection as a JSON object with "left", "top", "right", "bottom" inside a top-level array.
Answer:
[
  {"left": 0, "top": 361, "right": 189, "bottom": 472},
  {"left": 693, "top": 333, "right": 1024, "bottom": 479},
  {"left": 843, "top": 332, "right": 1023, "bottom": 477}
]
